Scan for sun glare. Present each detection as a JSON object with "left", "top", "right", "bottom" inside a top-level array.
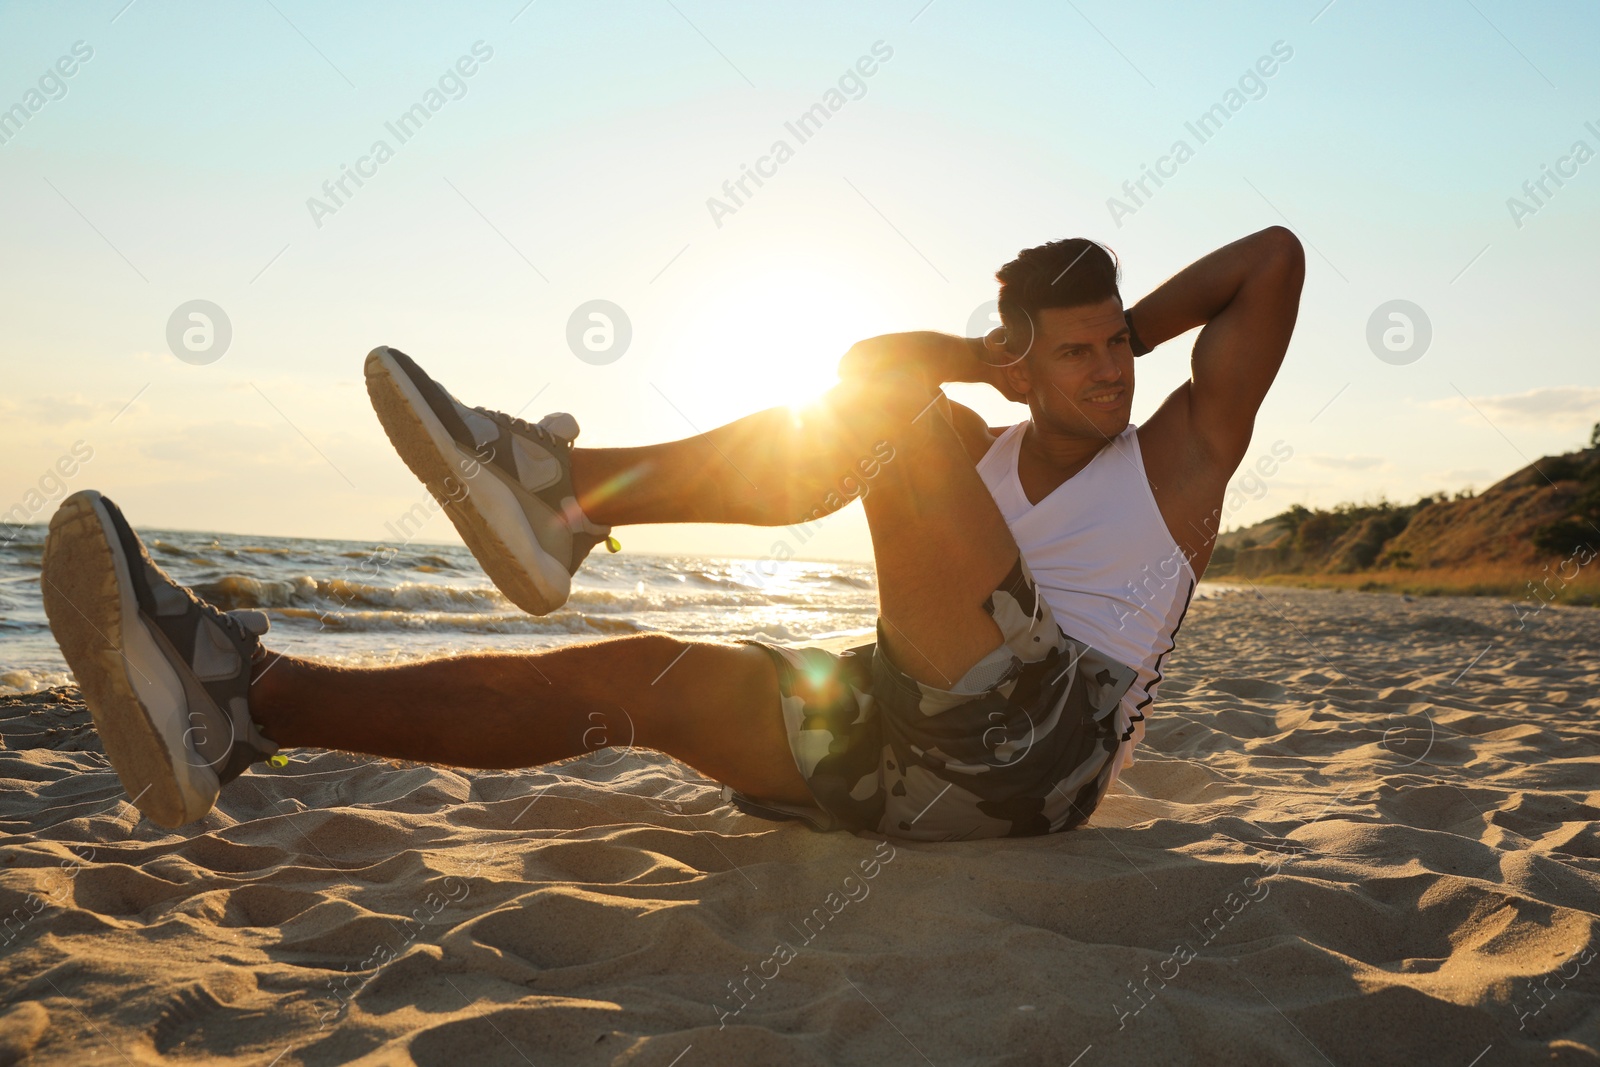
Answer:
[{"left": 660, "top": 260, "right": 890, "bottom": 420}]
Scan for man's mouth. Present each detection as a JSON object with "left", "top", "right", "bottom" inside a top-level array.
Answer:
[{"left": 1082, "top": 387, "right": 1124, "bottom": 409}]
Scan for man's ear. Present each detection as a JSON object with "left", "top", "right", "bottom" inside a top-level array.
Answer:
[{"left": 998, "top": 350, "right": 1033, "bottom": 397}]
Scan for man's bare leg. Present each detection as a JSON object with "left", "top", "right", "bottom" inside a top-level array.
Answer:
[
  {"left": 249, "top": 372, "right": 1016, "bottom": 793},
  {"left": 837, "top": 376, "right": 1018, "bottom": 686},
  {"left": 569, "top": 332, "right": 996, "bottom": 535},
  {"left": 250, "top": 634, "right": 814, "bottom": 805},
  {"left": 573, "top": 376, "right": 1015, "bottom": 686},
  {"left": 571, "top": 401, "right": 875, "bottom": 528},
  {"left": 44, "top": 347, "right": 1026, "bottom": 826}
]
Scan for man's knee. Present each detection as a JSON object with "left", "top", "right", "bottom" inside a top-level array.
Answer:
[
  {"left": 622, "top": 634, "right": 768, "bottom": 696},
  {"left": 635, "top": 640, "right": 776, "bottom": 747},
  {"left": 828, "top": 375, "right": 993, "bottom": 458},
  {"left": 625, "top": 632, "right": 698, "bottom": 677},
  {"left": 824, "top": 371, "right": 941, "bottom": 431}
]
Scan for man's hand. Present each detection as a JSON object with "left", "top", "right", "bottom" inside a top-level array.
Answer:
[{"left": 974, "top": 329, "right": 1027, "bottom": 402}]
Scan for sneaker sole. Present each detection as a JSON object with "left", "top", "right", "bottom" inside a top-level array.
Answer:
[
  {"left": 40, "top": 491, "right": 212, "bottom": 828},
  {"left": 363, "top": 347, "right": 568, "bottom": 616}
]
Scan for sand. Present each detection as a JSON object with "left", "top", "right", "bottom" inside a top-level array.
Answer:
[{"left": 2, "top": 586, "right": 1598, "bottom": 1066}]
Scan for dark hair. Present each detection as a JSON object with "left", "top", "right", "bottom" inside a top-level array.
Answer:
[{"left": 994, "top": 239, "right": 1121, "bottom": 354}]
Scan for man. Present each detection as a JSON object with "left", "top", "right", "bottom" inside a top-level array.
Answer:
[{"left": 39, "top": 226, "right": 1304, "bottom": 842}]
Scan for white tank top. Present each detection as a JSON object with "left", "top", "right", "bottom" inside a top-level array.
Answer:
[{"left": 975, "top": 422, "right": 1196, "bottom": 785}]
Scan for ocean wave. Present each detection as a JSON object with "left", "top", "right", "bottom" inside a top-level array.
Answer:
[
  {"left": 679, "top": 569, "right": 750, "bottom": 589},
  {"left": 273, "top": 607, "right": 644, "bottom": 636},
  {"left": 1, "top": 526, "right": 884, "bottom": 686},
  {"left": 563, "top": 585, "right": 841, "bottom": 613},
  {"left": 192, "top": 575, "right": 508, "bottom": 614},
  {"left": 0, "top": 666, "right": 72, "bottom": 696},
  {"left": 335, "top": 549, "right": 460, "bottom": 569},
  {"left": 182, "top": 570, "right": 869, "bottom": 618}
]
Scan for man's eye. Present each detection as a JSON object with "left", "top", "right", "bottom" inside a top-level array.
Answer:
[{"left": 1112, "top": 336, "right": 1129, "bottom": 347}]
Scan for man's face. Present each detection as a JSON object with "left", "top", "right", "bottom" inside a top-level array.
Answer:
[{"left": 999, "top": 297, "right": 1135, "bottom": 439}]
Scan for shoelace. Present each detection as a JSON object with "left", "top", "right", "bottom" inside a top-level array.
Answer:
[
  {"left": 135, "top": 541, "right": 263, "bottom": 660},
  {"left": 475, "top": 407, "right": 566, "bottom": 451},
  {"left": 187, "top": 584, "right": 264, "bottom": 659},
  {"left": 466, "top": 405, "right": 615, "bottom": 551}
]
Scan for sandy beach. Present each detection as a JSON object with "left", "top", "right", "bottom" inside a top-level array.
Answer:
[
  {"left": 7, "top": 0, "right": 1596, "bottom": 1062},
  {"left": 2, "top": 585, "right": 1597, "bottom": 1066}
]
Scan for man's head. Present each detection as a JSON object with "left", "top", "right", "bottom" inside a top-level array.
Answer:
[{"left": 990, "top": 239, "right": 1134, "bottom": 440}]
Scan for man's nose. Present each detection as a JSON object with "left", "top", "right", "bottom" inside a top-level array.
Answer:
[{"left": 1090, "top": 346, "right": 1122, "bottom": 380}]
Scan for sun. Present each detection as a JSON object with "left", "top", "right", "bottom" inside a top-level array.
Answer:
[{"left": 657, "top": 260, "right": 893, "bottom": 420}]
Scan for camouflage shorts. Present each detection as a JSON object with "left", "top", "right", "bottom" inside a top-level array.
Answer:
[{"left": 729, "top": 560, "right": 1138, "bottom": 841}]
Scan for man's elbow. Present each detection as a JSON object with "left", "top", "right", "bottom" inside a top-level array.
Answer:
[
  {"left": 837, "top": 333, "right": 927, "bottom": 381},
  {"left": 837, "top": 337, "right": 887, "bottom": 381}
]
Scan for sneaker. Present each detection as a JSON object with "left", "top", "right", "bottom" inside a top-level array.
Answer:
[
  {"left": 39, "top": 491, "right": 279, "bottom": 829},
  {"left": 364, "top": 346, "right": 613, "bottom": 616}
]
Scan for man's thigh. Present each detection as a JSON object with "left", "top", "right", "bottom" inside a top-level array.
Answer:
[
  {"left": 643, "top": 641, "right": 814, "bottom": 807},
  {"left": 847, "top": 383, "right": 1020, "bottom": 689}
]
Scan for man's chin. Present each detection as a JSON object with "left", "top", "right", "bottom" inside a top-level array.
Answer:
[
  {"left": 1036, "top": 406, "right": 1131, "bottom": 440},
  {"left": 1088, "top": 410, "right": 1131, "bottom": 437}
]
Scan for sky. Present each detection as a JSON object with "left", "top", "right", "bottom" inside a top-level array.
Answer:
[{"left": 2, "top": 0, "right": 1597, "bottom": 562}]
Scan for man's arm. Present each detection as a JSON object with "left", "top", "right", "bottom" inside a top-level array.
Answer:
[
  {"left": 837, "top": 331, "right": 992, "bottom": 386},
  {"left": 1129, "top": 226, "right": 1305, "bottom": 467},
  {"left": 835, "top": 332, "right": 1011, "bottom": 458}
]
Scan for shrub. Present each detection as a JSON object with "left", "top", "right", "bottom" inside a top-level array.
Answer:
[
  {"left": 1537, "top": 456, "right": 1583, "bottom": 482},
  {"left": 1533, "top": 517, "right": 1596, "bottom": 557}
]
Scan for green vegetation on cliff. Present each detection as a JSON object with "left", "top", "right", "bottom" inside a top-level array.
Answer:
[{"left": 1208, "top": 423, "right": 1600, "bottom": 603}]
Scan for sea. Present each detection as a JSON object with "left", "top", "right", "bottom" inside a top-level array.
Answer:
[{"left": 0, "top": 524, "right": 882, "bottom": 695}]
